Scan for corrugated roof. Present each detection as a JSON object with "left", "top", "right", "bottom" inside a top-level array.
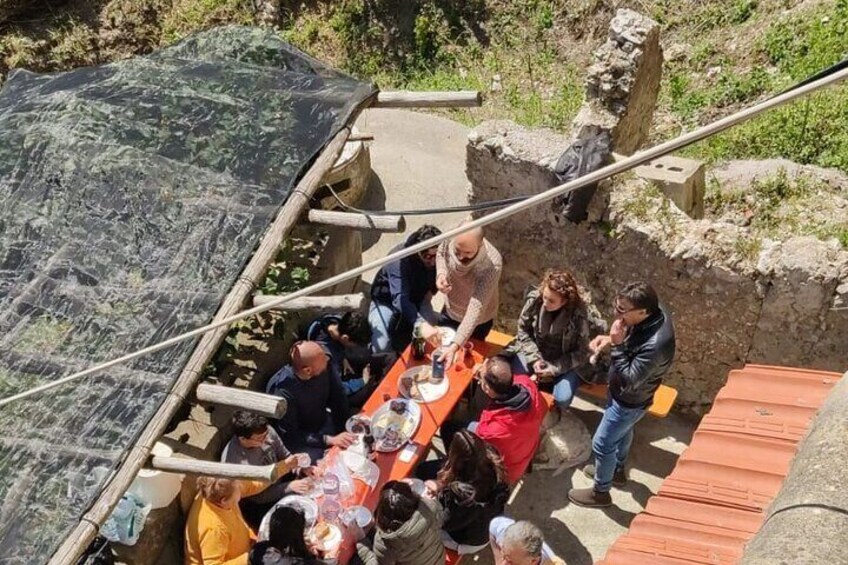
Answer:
[{"left": 597, "top": 364, "right": 842, "bottom": 565}]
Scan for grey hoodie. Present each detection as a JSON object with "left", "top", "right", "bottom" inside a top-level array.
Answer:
[{"left": 356, "top": 497, "right": 445, "bottom": 565}]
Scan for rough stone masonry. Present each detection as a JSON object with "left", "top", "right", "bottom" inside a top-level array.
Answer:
[{"left": 467, "top": 9, "right": 848, "bottom": 414}]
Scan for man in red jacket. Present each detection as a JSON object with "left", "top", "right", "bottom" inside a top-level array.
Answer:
[{"left": 472, "top": 356, "right": 547, "bottom": 484}]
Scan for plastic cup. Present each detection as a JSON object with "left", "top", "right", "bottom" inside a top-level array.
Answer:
[
  {"left": 321, "top": 498, "right": 343, "bottom": 523},
  {"left": 321, "top": 472, "right": 340, "bottom": 497},
  {"left": 295, "top": 453, "right": 311, "bottom": 469}
]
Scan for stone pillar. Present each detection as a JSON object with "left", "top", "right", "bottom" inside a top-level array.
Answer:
[{"left": 571, "top": 8, "right": 663, "bottom": 155}]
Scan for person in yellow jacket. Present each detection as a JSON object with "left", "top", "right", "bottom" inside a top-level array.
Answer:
[{"left": 185, "top": 458, "right": 298, "bottom": 565}]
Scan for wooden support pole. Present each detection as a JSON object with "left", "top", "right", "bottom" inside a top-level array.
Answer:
[
  {"left": 149, "top": 456, "right": 278, "bottom": 482},
  {"left": 374, "top": 90, "right": 482, "bottom": 108},
  {"left": 195, "top": 383, "right": 286, "bottom": 418},
  {"left": 307, "top": 209, "right": 405, "bottom": 232},
  {"left": 252, "top": 292, "right": 364, "bottom": 312}
]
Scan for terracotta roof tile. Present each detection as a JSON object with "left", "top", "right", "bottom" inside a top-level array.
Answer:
[{"left": 596, "top": 364, "right": 843, "bottom": 565}]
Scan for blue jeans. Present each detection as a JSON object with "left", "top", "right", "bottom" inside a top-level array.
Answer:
[
  {"left": 592, "top": 397, "right": 647, "bottom": 492},
  {"left": 368, "top": 301, "right": 395, "bottom": 355},
  {"left": 511, "top": 355, "right": 581, "bottom": 409},
  {"left": 368, "top": 300, "right": 437, "bottom": 354}
]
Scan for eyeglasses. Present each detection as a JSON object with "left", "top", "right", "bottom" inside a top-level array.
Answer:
[{"left": 614, "top": 301, "right": 638, "bottom": 315}]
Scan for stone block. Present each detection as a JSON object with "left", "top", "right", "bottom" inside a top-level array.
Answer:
[
  {"left": 571, "top": 8, "right": 663, "bottom": 155},
  {"left": 634, "top": 155, "right": 705, "bottom": 218}
]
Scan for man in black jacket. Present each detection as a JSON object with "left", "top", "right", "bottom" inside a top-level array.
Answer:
[
  {"left": 265, "top": 341, "right": 355, "bottom": 464},
  {"left": 369, "top": 224, "right": 441, "bottom": 354},
  {"left": 568, "top": 282, "right": 675, "bottom": 508}
]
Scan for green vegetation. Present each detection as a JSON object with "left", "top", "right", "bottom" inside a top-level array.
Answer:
[
  {"left": 706, "top": 168, "right": 848, "bottom": 247},
  {"left": 212, "top": 236, "right": 314, "bottom": 373},
  {"left": 666, "top": 0, "right": 848, "bottom": 172},
  {"left": 2, "top": 0, "right": 846, "bottom": 172},
  {"left": 161, "top": 0, "right": 254, "bottom": 44}
]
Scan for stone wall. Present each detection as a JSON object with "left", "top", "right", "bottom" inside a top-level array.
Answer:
[{"left": 466, "top": 120, "right": 848, "bottom": 415}]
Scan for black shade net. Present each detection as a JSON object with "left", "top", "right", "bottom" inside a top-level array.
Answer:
[{"left": 0, "top": 25, "right": 376, "bottom": 562}]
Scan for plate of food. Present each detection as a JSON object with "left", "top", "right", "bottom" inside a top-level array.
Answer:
[
  {"left": 370, "top": 399, "right": 421, "bottom": 452},
  {"left": 398, "top": 366, "right": 450, "bottom": 403},
  {"left": 345, "top": 414, "right": 372, "bottom": 435},
  {"left": 308, "top": 521, "right": 342, "bottom": 553},
  {"left": 436, "top": 326, "right": 456, "bottom": 347},
  {"left": 258, "top": 495, "right": 319, "bottom": 540}
]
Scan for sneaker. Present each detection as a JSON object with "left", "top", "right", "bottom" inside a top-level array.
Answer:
[
  {"left": 582, "top": 464, "right": 628, "bottom": 487},
  {"left": 568, "top": 487, "right": 613, "bottom": 508}
]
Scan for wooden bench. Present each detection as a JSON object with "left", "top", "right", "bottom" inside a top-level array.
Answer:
[{"left": 484, "top": 330, "right": 677, "bottom": 418}]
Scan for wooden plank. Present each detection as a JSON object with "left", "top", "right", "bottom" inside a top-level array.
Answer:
[
  {"left": 374, "top": 90, "right": 482, "bottom": 108},
  {"left": 195, "top": 383, "right": 286, "bottom": 418},
  {"left": 149, "top": 456, "right": 279, "bottom": 481},
  {"left": 307, "top": 209, "right": 405, "bottom": 232},
  {"left": 252, "top": 292, "right": 364, "bottom": 312}
]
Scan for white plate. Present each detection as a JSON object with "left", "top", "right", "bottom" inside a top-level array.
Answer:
[
  {"left": 436, "top": 326, "right": 456, "bottom": 347},
  {"left": 398, "top": 366, "right": 450, "bottom": 403},
  {"left": 308, "top": 522, "right": 342, "bottom": 552},
  {"left": 345, "top": 414, "right": 372, "bottom": 435},
  {"left": 370, "top": 399, "right": 421, "bottom": 452},
  {"left": 344, "top": 505, "right": 373, "bottom": 528},
  {"left": 258, "top": 495, "right": 319, "bottom": 540}
]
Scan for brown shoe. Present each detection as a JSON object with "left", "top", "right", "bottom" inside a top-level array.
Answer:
[
  {"left": 582, "top": 464, "right": 628, "bottom": 487},
  {"left": 568, "top": 487, "right": 613, "bottom": 508}
]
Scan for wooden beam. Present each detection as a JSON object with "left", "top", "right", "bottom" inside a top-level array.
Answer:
[
  {"left": 195, "top": 383, "right": 286, "bottom": 418},
  {"left": 149, "top": 456, "right": 279, "bottom": 481},
  {"left": 252, "top": 292, "right": 364, "bottom": 312},
  {"left": 348, "top": 132, "right": 374, "bottom": 142},
  {"left": 307, "top": 209, "right": 405, "bottom": 232},
  {"left": 374, "top": 90, "right": 482, "bottom": 108}
]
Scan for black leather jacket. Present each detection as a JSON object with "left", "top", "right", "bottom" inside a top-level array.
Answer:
[{"left": 608, "top": 305, "right": 675, "bottom": 408}]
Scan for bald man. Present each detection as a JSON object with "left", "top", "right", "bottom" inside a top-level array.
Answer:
[
  {"left": 266, "top": 341, "right": 354, "bottom": 463},
  {"left": 431, "top": 226, "right": 502, "bottom": 362}
]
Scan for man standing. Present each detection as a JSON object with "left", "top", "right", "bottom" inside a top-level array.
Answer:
[
  {"left": 266, "top": 341, "right": 355, "bottom": 463},
  {"left": 568, "top": 282, "right": 675, "bottom": 508},
  {"left": 433, "top": 226, "right": 502, "bottom": 363}
]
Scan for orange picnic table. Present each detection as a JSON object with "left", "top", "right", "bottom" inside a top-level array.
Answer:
[{"left": 334, "top": 338, "right": 497, "bottom": 562}]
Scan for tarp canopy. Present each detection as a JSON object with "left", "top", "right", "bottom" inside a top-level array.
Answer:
[{"left": 0, "top": 26, "right": 375, "bottom": 562}]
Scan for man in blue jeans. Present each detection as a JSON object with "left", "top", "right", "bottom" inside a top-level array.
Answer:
[{"left": 568, "top": 282, "right": 675, "bottom": 508}]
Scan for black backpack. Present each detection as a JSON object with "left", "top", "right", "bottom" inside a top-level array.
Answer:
[{"left": 551, "top": 131, "right": 613, "bottom": 223}]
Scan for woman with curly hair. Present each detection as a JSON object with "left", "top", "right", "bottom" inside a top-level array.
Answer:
[
  {"left": 502, "top": 269, "right": 605, "bottom": 412},
  {"left": 421, "top": 429, "right": 511, "bottom": 554}
]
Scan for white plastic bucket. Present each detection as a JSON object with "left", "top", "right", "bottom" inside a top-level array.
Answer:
[{"left": 127, "top": 442, "right": 184, "bottom": 509}]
